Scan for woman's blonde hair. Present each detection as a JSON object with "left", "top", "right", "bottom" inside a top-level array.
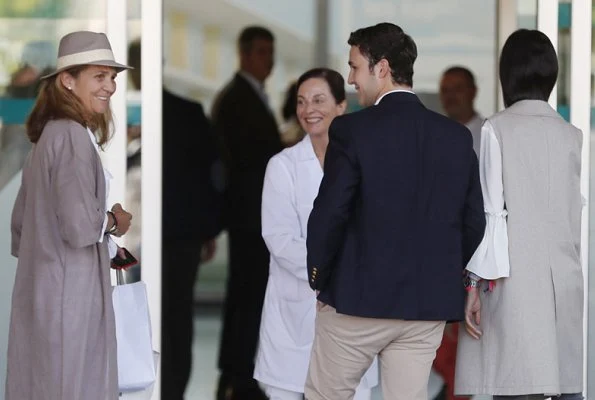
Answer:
[{"left": 26, "top": 66, "right": 113, "bottom": 148}]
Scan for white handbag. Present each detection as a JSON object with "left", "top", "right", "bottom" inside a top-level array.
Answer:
[{"left": 113, "top": 270, "right": 157, "bottom": 393}]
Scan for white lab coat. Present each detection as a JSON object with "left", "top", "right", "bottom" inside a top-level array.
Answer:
[{"left": 254, "top": 135, "right": 378, "bottom": 394}]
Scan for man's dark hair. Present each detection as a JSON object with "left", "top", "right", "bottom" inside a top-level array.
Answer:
[
  {"left": 238, "top": 26, "right": 274, "bottom": 54},
  {"left": 347, "top": 23, "right": 417, "bottom": 87},
  {"left": 442, "top": 66, "right": 476, "bottom": 89},
  {"left": 297, "top": 68, "right": 346, "bottom": 104},
  {"left": 127, "top": 38, "right": 141, "bottom": 90},
  {"left": 128, "top": 39, "right": 141, "bottom": 69},
  {"left": 499, "top": 29, "right": 558, "bottom": 107}
]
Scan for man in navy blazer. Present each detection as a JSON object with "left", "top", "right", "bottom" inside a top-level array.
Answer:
[{"left": 304, "top": 23, "right": 485, "bottom": 400}]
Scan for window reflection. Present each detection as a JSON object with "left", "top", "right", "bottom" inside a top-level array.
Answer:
[
  {"left": 0, "top": 5, "right": 106, "bottom": 190},
  {"left": 0, "top": 41, "right": 53, "bottom": 190}
]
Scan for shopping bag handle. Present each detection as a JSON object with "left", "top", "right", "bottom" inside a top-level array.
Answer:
[{"left": 116, "top": 269, "right": 125, "bottom": 286}]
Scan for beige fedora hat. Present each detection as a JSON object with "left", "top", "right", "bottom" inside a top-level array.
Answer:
[{"left": 41, "top": 31, "right": 132, "bottom": 79}]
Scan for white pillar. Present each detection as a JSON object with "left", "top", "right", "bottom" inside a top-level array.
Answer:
[
  {"left": 105, "top": 0, "right": 128, "bottom": 220},
  {"left": 570, "top": 0, "right": 592, "bottom": 394},
  {"left": 141, "top": 0, "right": 163, "bottom": 398},
  {"left": 537, "top": 0, "right": 559, "bottom": 108},
  {"left": 314, "top": 0, "right": 330, "bottom": 67},
  {"left": 104, "top": 0, "right": 128, "bottom": 308},
  {"left": 496, "top": 0, "right": 518, "bottom": 111}
]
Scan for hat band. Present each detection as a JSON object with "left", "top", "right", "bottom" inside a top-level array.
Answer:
[{"left": 56, "top": 49, "right": 115, "bottom": 70}]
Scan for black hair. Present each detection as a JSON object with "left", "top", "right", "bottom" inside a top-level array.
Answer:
[
  {"left": 499, "top": 29, "right": 558, "bottom": 107},
  {"left": 348, "top": 22, "right": 417, "bottom": 87}
]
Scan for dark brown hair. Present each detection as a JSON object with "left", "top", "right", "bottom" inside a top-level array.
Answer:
[
  {"left": 238, "top": 26, "right": 274, "bottom": 54},
  {"left": 26, "top": 66, "right": 113, "bottom": 148},
  {"left": 297, "top": 68, "right": 346, "bottom": 104},
  {"left": 348, "top": 23, "right": 417, "bottom": 87},
  {"left": 442, "top": 66, "right": 477, "bottom": 89}
]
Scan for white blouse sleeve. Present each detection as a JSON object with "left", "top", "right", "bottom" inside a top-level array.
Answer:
[
  {"left": 261, "top": 156, "right": 309, "bottom": 282},
  {"left": 90, "top": 128, "right": 118, "bottom": 258},
  {"left": 98, "top": 167, "right": 117, "bottom": 259},
  {"left": 465, "top": 120, "right": 510, "bottom": 280}
]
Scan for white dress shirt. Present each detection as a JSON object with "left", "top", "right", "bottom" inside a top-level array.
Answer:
[
  {"left": 87, "top": 128, "right": 117, "bottom": 259},
  {"left": 465, "top": 113, "right": 485, "bottom": 156},
  {"left": 465, "top": 120, "right": 510, "bottom": 279},
  {"left": 254, "top": 134, "right": 378, "bottom": 393}
]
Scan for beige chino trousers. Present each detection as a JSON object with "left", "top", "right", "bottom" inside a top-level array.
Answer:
[{"left": 305, "top": 304, "right": 445, "bottom": 400}]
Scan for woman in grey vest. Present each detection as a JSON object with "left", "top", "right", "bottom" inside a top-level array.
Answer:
[{"left": 454, "top": 29, "right": 584, "bottom": 400}]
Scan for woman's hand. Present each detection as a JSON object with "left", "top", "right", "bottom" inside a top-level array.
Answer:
[
  {"left": 464, "top": 287, "right": 482, "bottom": 339},
  {"left": 116, "top": 246, "right": 127, "bottom": 259},
  {"left": 111, "top": 203, "right": 132, "bottom": 236}
]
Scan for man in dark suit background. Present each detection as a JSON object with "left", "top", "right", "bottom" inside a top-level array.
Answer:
[
  {"left": 305, "top": 23, "right": 485, "bottom": 400},
  {"left": 211, "top": 26, "right": 282, "bottom": 400},
  {"left": 128, "top": 40, "right": 224, "bottom": 400}
]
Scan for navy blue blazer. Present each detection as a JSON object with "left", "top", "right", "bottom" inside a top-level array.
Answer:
[{"left": 306, "top": 92, "right": 485, "bottom": 321}]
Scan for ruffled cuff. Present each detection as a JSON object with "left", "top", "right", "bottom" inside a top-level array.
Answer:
[{"left": 466, "top": 210, "right": 510, "bottom": 280}]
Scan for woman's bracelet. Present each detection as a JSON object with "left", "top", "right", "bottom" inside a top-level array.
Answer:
[{"left": 106, "top": 211, "right": 118, "bottom": 234}]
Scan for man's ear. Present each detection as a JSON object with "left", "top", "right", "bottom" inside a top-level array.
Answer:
[{"left": 375, "top": 59, "right": 391, "bottom": 79}]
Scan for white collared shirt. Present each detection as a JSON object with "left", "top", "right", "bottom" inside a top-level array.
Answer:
[{"left": 374, "top": 89, "right": 415, "bottom": 105}]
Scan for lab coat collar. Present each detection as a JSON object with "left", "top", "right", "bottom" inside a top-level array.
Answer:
[{"left": 297, "top": 134, "right": 317, "bottom": 162}]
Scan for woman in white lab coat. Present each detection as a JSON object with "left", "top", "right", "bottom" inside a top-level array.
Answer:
[{"left": 254, "top": 68, "right": 378, "bottom": 400}]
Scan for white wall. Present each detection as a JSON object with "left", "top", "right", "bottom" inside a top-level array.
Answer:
[{"left": 0, "top": 173, "right": 21, "bottom": 399}]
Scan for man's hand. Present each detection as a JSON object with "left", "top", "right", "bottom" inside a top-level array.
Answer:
[
  {"left": 201, "top": 239, "right": 217, "bottom": 262},
  {"left": 464, "top": 287, "right": 482, "bottom": 339},
  {"left": 315, "top": 290, "right": 327, "bottom": 311}
]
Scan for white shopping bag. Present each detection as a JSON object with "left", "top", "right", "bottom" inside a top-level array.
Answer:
[
  {"left": 113, "top": 278, "right": 156, "bottom": 392},
  {"left": 119, "top": 351, "right": 160, "bottom": 400}
]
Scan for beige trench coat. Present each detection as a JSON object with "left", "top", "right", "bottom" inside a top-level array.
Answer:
[
  {"left": 7, "top": 119, "right": 118, "bottom": 400},
  {"left": 455, "top": 101, "right": 584, "bottom": 396}
]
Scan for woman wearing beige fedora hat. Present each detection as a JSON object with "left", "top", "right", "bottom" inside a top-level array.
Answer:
[{"left": 6, "top": 31, "right": 133, "bottom": 400}]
